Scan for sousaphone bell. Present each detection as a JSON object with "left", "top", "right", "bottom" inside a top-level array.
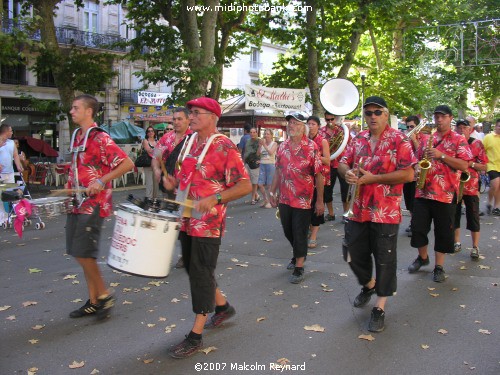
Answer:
[{"left": 319, "top": 78, "right": 360, "bottom": 160}]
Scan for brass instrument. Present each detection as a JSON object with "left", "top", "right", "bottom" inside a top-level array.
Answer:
[
  {"left": 416, "top": 134, "right": 434, "bottom": 189},
  {"left": 406, "top": 119, "right": 428, "bottom": 138},
  {"left": 343, "top": 157, "right": 365, "bottom": 219},
  {"left": 319, "top": 79, "right": 360, "bottom": 160},
  {"left": 457, "top": 171, "right": 470, "bottom": 202}
]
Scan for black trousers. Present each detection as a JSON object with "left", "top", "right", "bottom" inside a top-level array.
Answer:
[
  {"left": 403, "top": 181, "right": 416, "bottom": 213},
  {"left": 278, "top": 203, "right": 311, "bottom": 259},
  {"left": 179, "top": 231, "right": 221, "bottom": 315},
  {"left": 343, "top": 221, "right": 399, "bottom": 297}
]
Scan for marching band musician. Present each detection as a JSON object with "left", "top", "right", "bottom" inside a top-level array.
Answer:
[
  {"left": 339, "top": 96, "right": 417, "bottom": 332},
  {"left": 453, "top": 118, "right": 488, "bottom": 260},
  {"left": 269, "top": 113, "right": 324, "bottom": 284},
  {"left": 319, "top": 112, "right": 350, "bottom": 224},
  {"left": 160, "top": 97, "right": 251, "bottom": 359},
  {"left": 67, "top": 94, "right": 134, "bottom": 320},
  {"left": 408, "top": 105, "right": 472, "bottom": 282},
  {"left": 151, "top": 107, "right": 193, "bottom": 269},
  {"left": 306, "top": 115, "right": 330, "bottom": 248}
]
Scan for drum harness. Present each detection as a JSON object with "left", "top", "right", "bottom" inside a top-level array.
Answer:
[{"left": 69, "top": 126, "right": 105, "bottom": 208}]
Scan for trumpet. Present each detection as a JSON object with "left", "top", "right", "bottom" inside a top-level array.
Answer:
[
  {"left": 406, "top": 119, "right": 428, "bottom": 138},
  {"left": 457, "top": 171, "right": 470, "bottom": 202},
  {"left": 343, "top": 157, "right": 365, "bottom": 219},
  {"left": 416, "top": 134, "right": 434, "bottom": 189}
]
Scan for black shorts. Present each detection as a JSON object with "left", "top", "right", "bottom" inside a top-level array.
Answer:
[
  {"left": 324, "top": 168, "right": 349, "bottom": 203},
  {"left": 403, "top": 181, "right": 416, "bottom": 213},
  {"left": 454, "top": 195, "right": 480, "bottom": 232},
  {"left": 343, "top": 221, "right": 398, "bottom": 297},
  {"left": 487, "top": 170, "right": 500, "bottom": 181},
  {"left": 179, "top": 231, "right": 221, "bottom": 315},
  {"left": 66, "top": 206, "right": 103, "bottom": 258},
  {"left": 310, "top": 188, "right": 325, "bottom": 227},
  {"left": 411, "top": 198, "right": 456, "bottom": 253}
]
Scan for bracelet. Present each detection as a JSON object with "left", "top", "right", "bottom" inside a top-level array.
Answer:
[
  {"left": 471, "top": 162, "right": 475, "bottom": 169},
  {"left": 215, "top": 192, "right": 222, "bottom": 204},
  {"left": 96, "top": 178, "right": 105, "bottom": 187}
]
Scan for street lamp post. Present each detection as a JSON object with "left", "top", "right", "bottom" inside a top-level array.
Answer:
[{"left": 360, "top": 73, "right": 366, "bottom": 130}]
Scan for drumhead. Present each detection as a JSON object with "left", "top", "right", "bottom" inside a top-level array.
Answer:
[
  {"left": 30, "top": 197, "right": 71, "bottom": 205},
  {"left": 117, "top": 202, "right": 179, "bottom": 221}
]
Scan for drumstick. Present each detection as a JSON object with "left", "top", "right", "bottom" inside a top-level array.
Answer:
[{"left": 162, "top": 198, "right": 195, "bottom": 208}]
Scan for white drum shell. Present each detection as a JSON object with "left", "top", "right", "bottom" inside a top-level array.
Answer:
[{"left": 108, "top": 203, "right": 180, "bottom": 278}]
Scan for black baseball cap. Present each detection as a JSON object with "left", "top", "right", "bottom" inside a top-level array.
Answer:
[
  {"left": 434, "top": 105, "right": 453, "bottom": 116},
  {"left": 456, "top": 118, "right": 470, "bottom": 127},
  {"left": 285, "top": 113, "right": 306, "bottom": 123},
  {"left": 363, "top": 96, "right": 388, "bottom": 109}
]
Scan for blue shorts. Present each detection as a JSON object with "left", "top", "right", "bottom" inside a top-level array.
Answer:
[{"left": 258, "top": 164, "right": 275, "bottom": 185}]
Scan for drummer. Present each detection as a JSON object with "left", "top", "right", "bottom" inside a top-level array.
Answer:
[
  {"left": 66, "top": 94, "right": 134, "bottom": 320},
  {"left": 161, "top": 97, "right": 251, "bottom": 359}
]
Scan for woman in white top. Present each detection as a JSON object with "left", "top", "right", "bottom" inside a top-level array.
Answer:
[{"left": 256, "top": 129, "right": 277, "bottom": 208}]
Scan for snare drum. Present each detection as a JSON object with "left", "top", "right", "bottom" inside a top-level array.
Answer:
[
  {"left": 107, "top": 203, "right": 180, "bottom": 278},
  {"left": 30, "top": 197, "right": 74, "bottom": 217}
]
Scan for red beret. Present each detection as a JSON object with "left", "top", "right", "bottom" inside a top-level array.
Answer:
[{"left": 186, "top": 97, "right": 222, "bottom": 118}]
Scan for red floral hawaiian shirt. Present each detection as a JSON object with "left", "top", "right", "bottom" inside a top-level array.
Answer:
[
  {"left": 415, "top": 130, "right": 473, "bottom": 203},
  {"left": 68, "top": 124, "right": 128, "bottom": 217},
  {"left": 156, "top": 128, "right": 193, "bottom": 163},
  {"left": 463, "top": 138, "right": 488, "bottom": 196},
  {"left": 276, "top": 135, "right": 323, "bottom": 209},
  {"left": 310, "top": 132, "right": 331, "bottom": 186},
  {"left": 179, "top": 135, "right": 249, "bottom": 238},
  {"left": 319, "top": 125, "right": 350, "bottom": 169},
  {"left": 340, "top": 126, "right": 417, "bottom": 224}
]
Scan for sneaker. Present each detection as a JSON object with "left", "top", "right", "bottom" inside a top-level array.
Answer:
[
  {"left": 289, "top": 267, "right": 305, "bottom": 284},
  {"left": 95, "top": 292, "right": 116, "bottom": 320},
  {"left": 433, "top": 265, "right": 446, "bottom": 283},
  {"left": 486, "top": 204, "right": 492, "bottom": 215},
  {"left": 408, "top": 255, "right": 430, "bottom": 273},
  {"left": 479, "top": 211, "right": 485, "bottom": 217},
  {"left": 493, "top": 208, "right": 500, "bottom": 216},
  {"left": 454, "top": 242, "right": 462, "bottom": 253},
  {"left": 168, "top": 335, "right": 203, "bottom": 359},
  {"left": 204, "top": 305, "right": 236, "bottom": 329},
  {"left": 470, "top": 247, "right": 480, "bottom": 261},
  {"left": 325, "top": 214, "right": 336, "bottom": 221},
  {"left": 69, "top": 299, "right": 99, "bottom": 318},
  {"left": 342, "top": 216, "right": 348, "bottom": 224},
  {"left": 353, "top": 286, "right": 376, "bottom": 308},
  {"left": 368, "top": 307, "right": 385, "bottom": 332},
  {"left": 175, "top": 257, "right": 185, "bottom": 269},
  {"left": 286, "top": 258, "right": 296, "bottom": 270}
]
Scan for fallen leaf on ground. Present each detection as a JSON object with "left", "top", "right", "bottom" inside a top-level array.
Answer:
[
  {"left": 276, "top": 358, "right": 290, "bottom": 366},
  {"left": 358, "top": 334, "right": 375, "bottom": 341},
  {"left": 257, "top": 317, "right": 266, "bottom": 322},
  {"left": 22, "top": 301, "right": 38, "bottom": 307},
  {"left": 31, "top": 325, "right": 45, "bottom": 330},
  {"left": 0, "top": 305, "right": 11, "bottom": 311},
  {"left": 29, "top": 268, "right": 42, "bottom": 273},
  {"left": 110, "top": 282, "right": 120, "bottom": 287},
  {"left": 323, "top": 289, "right": 334, "bottom": 292},
  {"left": 427, "top": 287, "right": 436, "bottom": 291},
  {"left": 68, "top": 360, "right": 85, "bottom": 369},
  {"left": 123, "top": 288, "right": 132, "bottom": 292},
  {"left": 199, "top": 346, "right": 217, "bottom": 354},
  {"left": 231, "top": 258, "right": 239, "bottom": 262},
  {"left": 90, "top": 369, "right": 99, "bottom": 374},
  {"left": 147, "top": 324, "right": 155, "bottom": 328},
  {"left": 451, "top": 288, "right": 458, "bottom": 291},
  {"left": 63, "top": 274, "right": 77, "bottom": 280},
  {"left": 142, "top": 358, "right": 154, "bottom": 364},
  {"left": 148, "top": 281, "right": 161, "bottom": 287},
  {"left": 71, "top": 298, "right": 83, "bottom": 303},
  {"left": 261, "top": 238, "right": 273, "bottom": 242},
  {"left": 321, "top": 283, "right": 328, "bottom": 288},
  {"left": 304, "top": 324, "right": 325, "bottom": 332},
  {"left": 270, "top": 263, "right": 282, "bottom": 267},
  {"left": 122, "top": 300, "right": 133, "bottom": 305},
  {"left": 28, "top": 339, "right": 39, "bottom": 344},
  {"left": 273, "top": 290, "right": 284, "bottom": 296},
  {"left": 478, "top": 265, "right": 490, "bottom": 269},
  {"left": 474, "top": 320, "right": 481, "bottom": 324},
  {"left": 339, "top": 273, "right": 348, "bottom": 277},
  {"left": 478, "top": 329, "right": 491, "bottom": 335},
  {"left": 459, "top": 266, "right": 467, "bottom": 270},
  {"left": 291, "top": 304, "right": 299, "bottom": 308},
  {"left": 27, "top": 367, "right": 38, "bottom": 375},
  {"left": 236, "top": 263, "right": 248, "bottom": 267},
  {"left": 459, "top": 305, "right": 466, "bottom": 309},
  {"left": 72, "top": 280, "right": 80, "bottom": 284},
  {"left": 159, "top": 317, "right": 167, "bottom": 322},
  {"left": 6, "top": 315, "right": 16, "bottom": 320},
  {"left": 171, "top": 298, "right": 181, "bottom": 303},
  {"left": 421, "top": 344, "right": 430, "bottom": 349},
  {"left": 438, "top": 329, "right": 448, "bottom": 335},
  {"left": 429, "top": 293, "right": 439, "bottom": 297}
]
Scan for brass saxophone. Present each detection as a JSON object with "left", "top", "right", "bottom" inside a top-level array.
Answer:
[
  {"left": 416, "top": 134, "right": 434, "bottom": 189},
  {"left": 343, "top": 157, "right": 365, "bottom": 219},
  {"left": 457, "top": 171, "right": 471, "bottom": 202}
]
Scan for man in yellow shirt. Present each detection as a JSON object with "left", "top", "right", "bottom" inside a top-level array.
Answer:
[{"left": 483, "top": 119, "right": 500, "bottom": 216}]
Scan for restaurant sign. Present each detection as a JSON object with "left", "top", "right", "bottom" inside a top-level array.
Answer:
[
  {"left": 137, "top": 91, "right": 171, "bottom": 106},
  {"left": 245, "top": 84, "right": 306, "bottom": 111}
]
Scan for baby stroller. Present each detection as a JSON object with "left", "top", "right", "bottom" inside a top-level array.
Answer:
[{"left": 1, "top": 174, "right": 34, "bottom": 230}]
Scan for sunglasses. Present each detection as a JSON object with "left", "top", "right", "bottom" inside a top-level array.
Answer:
[
  {"left": 166, "top": 128, "right": 174, "bottom": 131},
  {"left": 325, "top": 118, "right": 335, "bottom": 122},
  {"left": 364, "top": 110, "right": 385, "bottom": 117},
  {"left": 147, "top": 129, "right": 155, "bottom": 132},
  {"left": 407, "top": 125, "right": 415, "bottom": 129}
]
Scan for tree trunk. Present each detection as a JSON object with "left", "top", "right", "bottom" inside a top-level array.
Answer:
[
  {"left": 369, "top": 25, "right": 383, "bottom": 71},
  {"left": 305, "top": 0, "right": 321, "bottom": 115},
  {"left": 393, "top": 20, "right": 405, "bottom": 59}
]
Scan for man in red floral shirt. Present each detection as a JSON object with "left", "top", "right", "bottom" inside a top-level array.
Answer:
[
  {"left": 339, "top": 96, "right": 417, "bottom": 332},
  {"left": 160, "top": 97, "right": 251, "bottom": 359},
  {"left": 66, "top": 94, "right": 134, "bottom": 320},
  {"left": 319, "top": 112, "right": 350, "bottom": 223},
  {"left": 269, "top": 113, "right": 324, "bottom": 284},
  {"left": 453, "top": 118, "right": 488, "bottom": 260},
  {"left": 408, "top": 105, "right": 472, "bottom": 282}
]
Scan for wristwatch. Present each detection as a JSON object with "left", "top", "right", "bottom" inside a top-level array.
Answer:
[
  {"left": 215, "top": 192, "right": 222, "bottom": 204},
  {"left": 471, "top": 162, "right": 475, "bottom": 169}
]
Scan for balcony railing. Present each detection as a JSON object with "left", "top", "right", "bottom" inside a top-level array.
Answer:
[
  {"left": 120, "top": 89, "right": 138, "bottom": 104},
  {"left": 2, "top": 18, "right": 127, "bottom": 52},
  {"left": 249, "top": 60, "right": 263, "bottom": 72},
  {"left": 0, "top": 65, "right": 28, "bottom": 86}
]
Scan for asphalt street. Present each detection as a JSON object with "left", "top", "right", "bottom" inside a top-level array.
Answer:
[{"left": 1, "top": 184, "right": 499, "bottom": 375}]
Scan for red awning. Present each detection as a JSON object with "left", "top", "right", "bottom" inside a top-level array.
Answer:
[{"left": 23, "top": 137, "right": 59, "bottom": 157}]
